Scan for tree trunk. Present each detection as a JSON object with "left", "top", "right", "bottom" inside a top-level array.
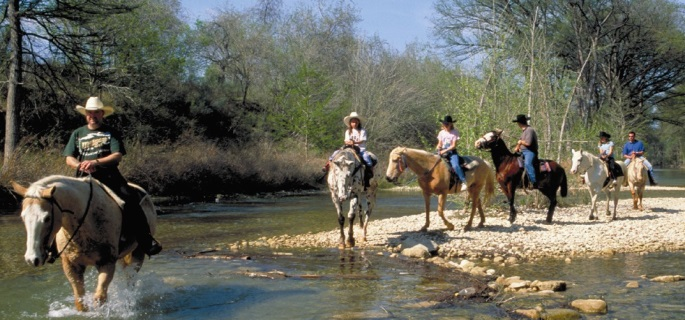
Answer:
[{"left": 3, "top": 0, "right": 22, "bottom": 175}]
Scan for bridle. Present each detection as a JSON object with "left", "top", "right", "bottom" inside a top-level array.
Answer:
[
  {"left": 26, "top": 178, "right": 94, "bottom": 261},
  {"left": 394, "top": 149, "right": 408, "bottom": 174}
]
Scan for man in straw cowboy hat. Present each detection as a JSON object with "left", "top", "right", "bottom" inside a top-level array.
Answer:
[
  {"left": 63, "top": 97, "right": 162, "bottom": 257},
  {"left": 513, "top": 114, "right": 538, "bottom": 189}
]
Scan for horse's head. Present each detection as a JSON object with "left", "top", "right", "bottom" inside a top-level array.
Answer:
[
  {"left": 12, "top": 181, "right": 60, "bottom": 267},
  {"left": 474, "top": 129, "right": 503, "bottom": 151},
  {"left": 385, "top": 147, "right": 407, "bottom": 184},
  {"left": 570, "top": 148, "right": 589, "bottom": 175},
  {"left": 329, "top": 149, "right": 363, "bottom": 201}
]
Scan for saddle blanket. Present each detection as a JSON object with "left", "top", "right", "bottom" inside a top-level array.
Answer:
[{"left": 517, "top": 158, "right": 552, "bottom": 172}]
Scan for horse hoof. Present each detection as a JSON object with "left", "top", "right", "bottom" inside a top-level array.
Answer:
[
  {"left": 346, "top": 240, "right": 355, "bottom": 248},
  {"left": 419, "top": 227, "right": 428, "bottom": 232},
  {"left": 477, "top": 223, "right": 485, "bottom": 228},
  {"left": 446, "top": 223, "right": 455, "bottom": 231},
  {"left": 463, "top": 225, "right": 472, "bottom": 232},
  {"left": 338, "top": 243, "right": 346, "bottom": 250}
]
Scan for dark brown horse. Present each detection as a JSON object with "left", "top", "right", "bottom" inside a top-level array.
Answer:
[{"left": 474, "top": 130, "right": 567, "bottom": 224}]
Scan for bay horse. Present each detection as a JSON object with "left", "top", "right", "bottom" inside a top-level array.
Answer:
[
  {"left": 474, "top": 130, "right": 568, "bottom": 224},
  {"left": 12, "top": 175, "right": 157, "bottom": 312},
  {"left": 385, "top": 147, "right": 495, "bottom": 231},
  {"left": 327, "top": 148, "right": 377, "bottom": 249},
  {"left": 570, "top": 149, "right": 628, "bottom": 220},
  {"left": 626, "top": 156, "right": 648, "bottom": 210}
]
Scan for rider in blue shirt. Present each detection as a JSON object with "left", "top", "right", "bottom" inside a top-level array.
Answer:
[{"left": 622, "top": 131, "right": 657, "bottom": 185}]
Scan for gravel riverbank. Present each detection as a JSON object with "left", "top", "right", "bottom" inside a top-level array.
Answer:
[{"left": 255, "top": 186, "right": 685, "bottom": 262}]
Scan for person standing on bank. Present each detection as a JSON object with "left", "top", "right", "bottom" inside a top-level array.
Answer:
[
  {"left": 436, "top": 115, "right": 468, "bottom": 192},
  {"left": 63, "top": 96, "right": 162, "bottom": 256},
  {"left": 513, "top": 114, "right": 538, "bottom": 189},
  {"left": 622, "top": 131, "right": 658, "bottom": 186},
  {"left": 598, "top": 131, "right": 622, "bottom": 186}
]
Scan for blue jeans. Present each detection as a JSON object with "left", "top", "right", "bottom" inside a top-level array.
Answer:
[
  {"left": 447, "top": 152, "right": 466, "bottom": 182},
  {"left": 521, "top": 149, "right": 537, "bottom": 184}
]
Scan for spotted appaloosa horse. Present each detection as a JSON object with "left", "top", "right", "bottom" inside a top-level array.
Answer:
[
  {"left": 626, "top": 156, "right": 648, "bottom": 211},
  {"left": 475, "top": 130, "right": 568, "bottom": 224},
  {"left": 327, "top": 148, "right": 377, "bottom": 249},
  {"left": 385, "top": 147, "right": 495, "bottom": 231},
  {"left": 570, "top": 149, "right": 628, "bottom": 220},
  {"left": 12, "top": 175, "right": 157, "bottom": 312}
]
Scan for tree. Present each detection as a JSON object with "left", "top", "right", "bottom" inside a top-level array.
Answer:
[{"left": 1, "top": 0, "right": 138, "bottom": 173}]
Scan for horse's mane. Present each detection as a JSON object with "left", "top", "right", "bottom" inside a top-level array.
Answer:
[{"left": 26, "top": 175, "right": 88, "bottom": 198}]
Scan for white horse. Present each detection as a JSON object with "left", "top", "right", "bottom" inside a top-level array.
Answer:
[
  {"left": 626, "top": 157, "right": 648, "bottom": 210},
  {"left": 12, "top": 175, "right": 157, "bottom": 312},
  {"left": 570, "top": 149, "right": 628, "bottom": 221},
  {"left": 327, "top": 148, "right": 377, "bottom": 249}
]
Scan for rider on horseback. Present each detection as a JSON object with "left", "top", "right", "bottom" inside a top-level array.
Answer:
[
  {"left": 323, "top": 112, "right": 375, "bottom": 189},
  {"left": 436, "top": 115, "right": 467, "bottom": 192},
  {"left": 63, "top": 97, "right": 162, "bottom": 258},
  {"left": 513, "top": 114, "right": 538, "bottom": 189},
  {"left": 622, "top": 131, "right": 658, "bottom": 186},
  {"left": 598, "top": 131, "right": 623, "bottom": 187}
]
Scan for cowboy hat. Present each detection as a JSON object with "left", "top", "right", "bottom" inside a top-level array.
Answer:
[
  {"left": 512, "top": 114, "right": 530, "bottom": 124},
  {"left": 599, "top": 131, "right": 611, "bottom": 139},
  {"left": 343, "top": 112, "right": 365, "bottom": 127},
  {"left": 439, "top": 115, "right": 455, "bottom": 125},
  {"left": 75, "top": 97, "right": 115, "bottom": 117}
]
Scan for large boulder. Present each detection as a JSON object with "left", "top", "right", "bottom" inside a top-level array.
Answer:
[{"left": 571, "top": 299, "right": 608, "bottom": 314}]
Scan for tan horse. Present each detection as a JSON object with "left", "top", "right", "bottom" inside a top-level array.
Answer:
[
  {"left": 385, "top": 147, "right": 495, "bottom": 231},
  {"left": 626, "top": 157, "right": 648, "bottom": 210},
  {"left": 12, "top": 175, "right": 157, "bottom": 312}
]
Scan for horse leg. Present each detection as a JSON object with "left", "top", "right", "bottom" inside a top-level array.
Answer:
[
  {"left": 505, "top": 183, "right": 517, "bottom": 224},
  {"left": 62, "top": 259, "right": 87, "bottom": 312},
  {"left": 346, "top": 196, "right": 359, "bottom": 248},
  {"left": 335, "top": 201, "right": 345, "bottom": 249},
  {"left": 437, "top": 193, "right": 455, "bottom": 231},
  {"left": 94, "top": 263, "right": 116, "bottom": 307},
  {"left": 361, "top": 188, "right": 377, "bottom": 242},
  {"left": 638, "top": 187, "right": 644, "bottom": 211},
  {"left": 420, "top": 192, "right": 431, "bottom": 232},
  {"left": 604, "top": 190, "right": 612, "bottom": 217},
  {"left": 545, "top": 193, "right": 557, "bottom": 224},
  {"left": 475, "top": 191, "right": 485, "bottom": 228},
  {"left": 589, "top": 190, "right": 599, "bottom": 220},
  {"left": 464, "top": 191, "right": 475, "bottom": 231},
  {"left": 630, "top": 183, "right": 638, "bottom": 210}
]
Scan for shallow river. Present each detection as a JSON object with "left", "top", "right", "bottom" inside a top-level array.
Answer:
[{"left": 0, "top": 169, "right": 683, "bottom": 319}]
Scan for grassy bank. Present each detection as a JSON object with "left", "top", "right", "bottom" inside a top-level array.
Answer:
[{"left": 0, "top": 135, "right": 332, "bottom": 207}]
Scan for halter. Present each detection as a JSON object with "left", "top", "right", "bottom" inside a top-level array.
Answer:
[
  {"left": 28, "top": 178, "right": 95, "bottom": 261},
  {"left": 396, "top": 149, "right": 408, "bottom": 173}
]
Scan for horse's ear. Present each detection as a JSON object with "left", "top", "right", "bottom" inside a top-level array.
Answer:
[
  {"left": 494, "top": 128, "right": 503, "bottom": 135},
  {"left": 10, "top": 181, "right": 27, "bottom": 197},
  {"left": 40, "top": 186, "right": 55, "bottom": 199},
  {"left": 572, "top": 148, "right": 576, "bottom": 154}
]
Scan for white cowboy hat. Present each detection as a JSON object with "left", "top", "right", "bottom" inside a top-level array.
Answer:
[
  {"left": 75, "top": 97, "right": 115, "bottom": 117},
  {"left": 343, "top": 112, "right": 365, "bottom": 127}
]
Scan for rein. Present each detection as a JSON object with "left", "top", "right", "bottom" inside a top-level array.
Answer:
[{"left": 46, "top": 178, "right": 95, "bottom": 260}]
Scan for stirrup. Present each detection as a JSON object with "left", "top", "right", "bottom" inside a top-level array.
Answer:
[{"left": 460, "top": 183, "right": 468, "bottom": 192}]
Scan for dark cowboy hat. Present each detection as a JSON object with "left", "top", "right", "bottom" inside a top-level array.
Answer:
[
  {"left": 599, "top": 131, "right": 611, "bottom": 139},
  {"left": 512, "top": 114, "right": 530, "bottom": 124},
  {"left": 439, "top": 115, "right": 455, "bottom": 125}
]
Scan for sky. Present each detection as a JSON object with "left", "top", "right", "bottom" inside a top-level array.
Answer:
[{"left": 179, "top": 0, "right": 436, "bottom": 51}]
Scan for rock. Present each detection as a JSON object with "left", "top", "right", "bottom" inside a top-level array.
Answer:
[
  {"left": 544, "top": 308, "right": 582, "bottom": 319},
  {"left": 531, "top": 280, "right": 567, "bottom": 292},
  {"left": 456, "top": 287, "right": 477, "bottom": 298},
  {"left": 626, "top": 281, "right": 640, "bottom": 288},
  {"left": 401, "top": 245, "right": 431, "bottom": 259},
  {"left": 650, "top": 275, "right": 685, "bottom": 282},
  {"left": 570, "top": 299, "right": 608, "bottom": 314},
  {"left": 514, "top": 309, "right": 541, "bottom": 319},
  {"left": 509, "top": 281, "right": 530, "bottom": 290}
]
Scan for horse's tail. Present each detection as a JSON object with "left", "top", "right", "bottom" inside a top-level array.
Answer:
[
  {"left": 559, "top": 166, "right": 568, "bottom": 197},
  {"left": 483, "top": 160, "right": 496, "bottom": 205}
]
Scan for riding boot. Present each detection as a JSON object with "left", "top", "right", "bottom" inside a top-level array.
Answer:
[
  {"left": 648, "top": 171, "right": 658, "bottom": 186},
  {"left": 124, "top": 202, "right": 162, "bottom": 256},
  {"left": 322, "top": 161, "right": 330, "bottom": 173}
]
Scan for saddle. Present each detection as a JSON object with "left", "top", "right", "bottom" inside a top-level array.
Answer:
[
  {"left": 342, "top": 145, "right": 377, "bottom": 189},
  {"left": 516, "top": 156, "right": 552, "bottom": 173},
  {"left": 441, "top": 155, "right": 478, "bottom": 190}
]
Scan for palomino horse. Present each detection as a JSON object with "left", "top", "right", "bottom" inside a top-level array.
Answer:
[
  {"left": 626, "top": 157, "right": 648, "bottom": 210},
  {"left": 327, "top": 148, "right": 377, "bottom": 249},
  {"left": 385, "top": 147, "right": 495, "bottom": 231},
  {"left": 475, "top": 130, "right": 568, "bottom": 224},
  {"left": 570, "top": 149, "right": 628, "bottom": 220},
  {"left": 12, "top": 175, "right": 157, "bottom": 312}
]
